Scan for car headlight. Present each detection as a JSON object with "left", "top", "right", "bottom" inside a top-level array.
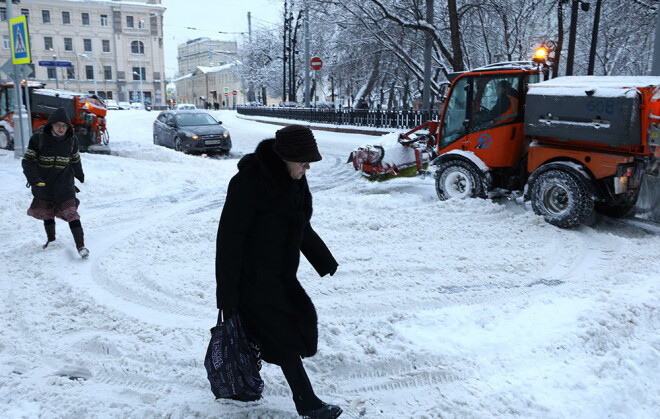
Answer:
[{"left": 223, "top": 133, "right": 229, "bottom": 138}]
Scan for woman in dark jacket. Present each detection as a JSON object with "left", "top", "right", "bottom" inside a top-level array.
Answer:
[
  {"left": 216, "top": 125, "right": 342, "bottom": 418},
  {"left": 22, "top": 107, "right": 89, "bottom": 258}
]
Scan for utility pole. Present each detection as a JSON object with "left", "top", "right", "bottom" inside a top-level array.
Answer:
[
  {"left": 422, "top": 0, "right": 433, "bottom": 111},
  {"left": 5, "top": 3, "right": 28, "bottom": 158},
  {"left": 247, "top": 12, "right": 254, "bottom": 102},
  {"left": 565, "top": 0, "right": 579, "bottom": 76},
  {"left": 282, "top": 0, "right": 288, "bottom": 103},
  {"left": 303, "top": 1, "right": 310, "bottom": 107},
  {"left": 652, "top": 1, "right": 660, "bottom": 75},
  {"left": 587, "top": 0, "right": 602, "bottom": 75}
]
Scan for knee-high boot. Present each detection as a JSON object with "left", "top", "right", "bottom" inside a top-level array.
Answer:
[
  {"left": 43, "top": 219, "right": 56, "bottom": 249},
  {"left": 69, "top": 220, "right": 89, "bottom": 258}
]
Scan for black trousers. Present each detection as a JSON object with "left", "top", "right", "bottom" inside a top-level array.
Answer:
[{"left": 280, "top": 357, "right": 322, "bottom": 413}]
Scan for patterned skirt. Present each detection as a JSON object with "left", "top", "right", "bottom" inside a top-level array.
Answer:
[{"left": 27, "top": 197, "right": 81, "bottom": 222}]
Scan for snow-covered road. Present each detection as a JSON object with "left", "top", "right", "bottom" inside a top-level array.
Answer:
[{"left": 0, "top": 110, "right": 658, "bottom": 418}]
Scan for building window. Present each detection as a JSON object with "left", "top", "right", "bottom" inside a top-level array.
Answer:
[
  {"left": 62, "top": 11, "right": 70, "bottom": 24},
  {"left": 84, "top": 39, "right": 92, "bottom": 52},
  {"left": 67, "top": 66, "right": 75, "bottom": 80},
  {"left": 47, "top": 67, "right": 56, "bottom": 79},
  {"left": 44, "top": 36, "right": 53, "bottom": 51},
  {"left": 42, "top": 10, "right": 50, "bottom": 23},
  {"left": 106, "top": 92, "right": 113, "bottom": 100},
  {"left": 126, "top": 16, "right": 133, "bottom": 28},
  {"left": 3, "top": 36, "right": 9, "bottom": 50},
  {"left": 100, "top": 14, "right": 108, "bottom": 26},
  {"left": 131, "top": 40, "right": 144, "bottom": 55},
  {"left": 64, "top": 38, "right": 73, "bottom": 52},
  {"left": 82, "top": 12, "right": 89, "bottom": 26},
  {"left": 138, "top": 18, "right": 145, "bottom": 29},
  {"left": 86, "top": 65, "right": 94, "bottom": 80},
  {"left": 102, "top": 39, "right": 110, "bottom": 53},
  {"left": 21, "top": 9, "right": 29, "bottom": 22},
  {"left": 104, "top": 66, "right": 112, "bottom": 80},
  {"left": 132, "top": 67, "right": 145, "bottom": 81},
  {"left": 0, "top": 8, "right": 6, "bottom": 22}
]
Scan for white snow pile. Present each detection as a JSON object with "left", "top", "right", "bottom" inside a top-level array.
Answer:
[{"left": 0, "top": 110, "right": 658, "bottom": 418}]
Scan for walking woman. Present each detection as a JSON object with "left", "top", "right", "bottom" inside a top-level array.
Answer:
[
  {"left": 215, "top": 125, "right": 342, "bottom": 418},
  {"left": 22, "top": 107, "right": 89, "bottom": 258}
]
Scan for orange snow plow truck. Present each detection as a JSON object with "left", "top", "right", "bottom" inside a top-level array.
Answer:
[
  {"left": 0, "top": 81, "right": 109, "bottom": 154},
  {"left": 351, "top": 62, "right": 660, "bottom": 227}
]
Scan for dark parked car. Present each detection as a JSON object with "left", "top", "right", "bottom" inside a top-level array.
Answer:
[{"left": 153, "top": 110, "right": 231, "bottom": 155}]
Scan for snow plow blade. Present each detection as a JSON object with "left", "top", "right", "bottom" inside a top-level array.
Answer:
[
  {"left": 634, "top": 174, "right": 660, "bottom": 222},
  {"left": 350, "top": 121, "right": 439, "bottom": 180}
]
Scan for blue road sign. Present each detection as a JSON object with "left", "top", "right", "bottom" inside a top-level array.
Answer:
[{"left": 38, "top": 60, "right": 72, "bottom": 68}]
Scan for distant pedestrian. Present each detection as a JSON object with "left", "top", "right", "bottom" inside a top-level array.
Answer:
[
  {"left": 213, "top": 102, "right": 220, "bottom": 110},
  {"left": 22, "top": 107, "right": 89, "bottom": 258},
  {"left": 215, "top": 125, "right": 342, "bottom": 418}
]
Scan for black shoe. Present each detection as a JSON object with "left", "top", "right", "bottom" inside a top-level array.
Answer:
[
  {"left": 299, "top": 402, "right": 342, "bottom": 419},
  {"left": 229, "top": 390, "right": 262, "bottom": 402}
]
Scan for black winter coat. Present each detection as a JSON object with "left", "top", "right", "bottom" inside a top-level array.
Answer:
[
  {"left": 215, "top": 139, "right": 338, "bottom": 365},
  {"left": 22, "top": 108, "right": 84, "bottom": 203}
]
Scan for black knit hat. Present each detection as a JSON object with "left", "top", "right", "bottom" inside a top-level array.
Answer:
[{"left": 273, "top": 125, "right": 322, "bottom": 163}]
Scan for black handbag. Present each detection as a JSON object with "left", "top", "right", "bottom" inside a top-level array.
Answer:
[{"left": 204, "top": 309, "right": 264, "bottom": 399}]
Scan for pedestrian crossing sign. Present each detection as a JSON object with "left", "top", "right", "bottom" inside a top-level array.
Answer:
[{"left": 10, "top": 15, "right": 31, "bottom": 64}]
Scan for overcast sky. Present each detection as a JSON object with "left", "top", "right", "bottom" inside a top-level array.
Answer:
[{"left": 159, "top": 0, "right": 282, "bottom": 78}]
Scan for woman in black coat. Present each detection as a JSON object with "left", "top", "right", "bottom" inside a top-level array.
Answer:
[
  {"left": 216, "top": 125, "right": 342, "bottom": 418},
  {"left": 22, "top": 107, "right": 89, "bottom": 258}
]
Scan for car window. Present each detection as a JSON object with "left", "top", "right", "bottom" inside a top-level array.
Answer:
[
  {"left": 166, "top": 114, "right": 175, "bottom": 125},
  {"left": 157, "top": 114, "right": 167, "bottom": 123},
  {"left": 176, "top": 113, "right": 217, "bottom": 126}
]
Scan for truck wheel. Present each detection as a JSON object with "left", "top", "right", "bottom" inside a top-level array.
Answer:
[
  {"left": 0, "top": 127, "right": 13, "bottom": 150},
  {"left": 530, "top": 169, "right": 595, "bottom": 228},
  {"left": 435, "top": 160, "right": 487, "bottom": 200}
]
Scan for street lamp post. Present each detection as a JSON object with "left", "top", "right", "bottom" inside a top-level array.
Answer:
[
  {"left": 137, "top": 17, "right": 145, "bottom": 107},
  {"left": 87, "top": 0, "right": 98, "bottom": 95}
]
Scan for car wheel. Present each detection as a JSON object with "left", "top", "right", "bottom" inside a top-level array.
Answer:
[
  {"left": 530, "top": 169, "right": 595, "bottom": 228},
  {"left": 174, "top": 138, "right": 182, "bottom": 152},
  {"left": 153, "top": 133, "right": 158, "bottom": 145},
  {"left": 435, "top": 159, "right": 488, "bottom": 201},
  {"left": 0, "top": 127, "right": 13, "bottom": 150}
]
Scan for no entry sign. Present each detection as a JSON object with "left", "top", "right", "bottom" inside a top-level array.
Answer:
[
  {"left": 310, "top": 56, "right": 322, "bottom": 71},
  {"left": 232, "top": 90, "right": 237, "bottom": 96},
  {"left": 224, "top": 92, "right": 228, "bottom": 97}
]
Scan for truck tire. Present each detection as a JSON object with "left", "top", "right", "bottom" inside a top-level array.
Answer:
[
  {"left": 435, "top": 159, "right": 488, "bottom": 201},
  {"left": 530, "top": 169, "right": 595, "bottom": 228},
  {"left": 0, "top": 127, "right": 13, "bottom": 150}
]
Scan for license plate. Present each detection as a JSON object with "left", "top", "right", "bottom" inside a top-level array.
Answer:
[{"left": 205, "top": 140, "right": 221, "bottom": 145}]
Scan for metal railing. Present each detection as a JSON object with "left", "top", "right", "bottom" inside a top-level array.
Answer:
[{"left": 236, "top": 106, "right": 442, "bottom": 130}]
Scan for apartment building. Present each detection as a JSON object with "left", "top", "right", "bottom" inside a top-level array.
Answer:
[
  {"left": 177, "top": 37, "right": 237, "bottom": 75},
  {"left": 0, "top": 0, "right": 166, "bottom": 105},
  {"left": 174, "top": 38, "right": 242, "bottom": 109}
]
